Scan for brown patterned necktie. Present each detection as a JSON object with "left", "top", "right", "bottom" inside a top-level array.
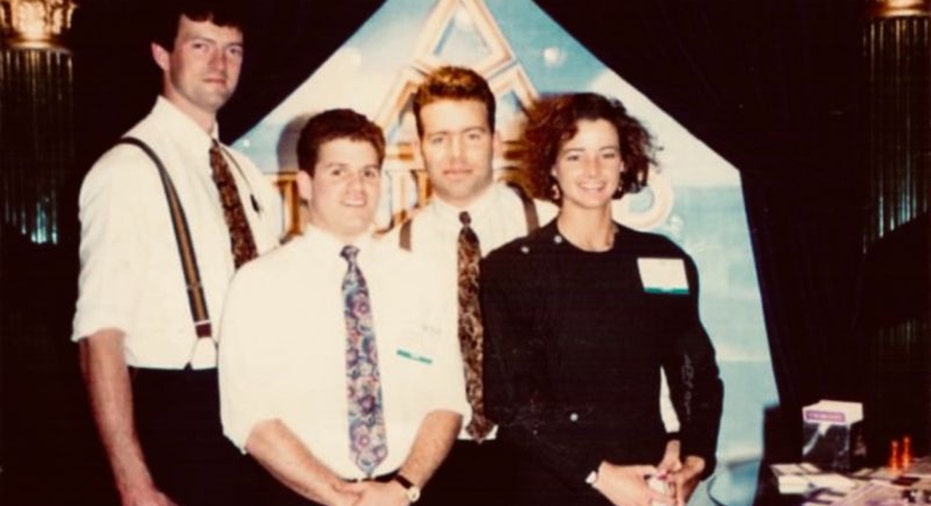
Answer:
[
  {"left": 209, "top": 140, "right": 258, "bottom": 268},
  {"left": 457, "top": 211, "right": 493, "bottom": 442}
]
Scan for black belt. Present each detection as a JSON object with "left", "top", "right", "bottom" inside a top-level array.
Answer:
[{"left": 346, "top": 471, "right": 397, "bottom": 483}]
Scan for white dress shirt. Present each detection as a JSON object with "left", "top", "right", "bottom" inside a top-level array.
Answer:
[
  {"left": 219, "top": 226, "right": 469, "bottom": 479},
  {"left": 383, "top": 183, "right": 557, "bottom": 440},
  {"left": 72, "top": 97, "right": 283, "bottom": 369}
]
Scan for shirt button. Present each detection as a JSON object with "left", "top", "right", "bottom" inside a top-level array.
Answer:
[
  {"left": 569, "top": 412, "right": 579, "bottom": 422},
  {"left": 520, "top": 245, "right": 530, "bottom": 254},
  {"left": 554, "top": 235, "right": 563, "bottom": 244}
]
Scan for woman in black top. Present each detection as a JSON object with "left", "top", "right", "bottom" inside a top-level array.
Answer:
[{"left": 481, "top": 93, "right": 723, "bottom": 506}]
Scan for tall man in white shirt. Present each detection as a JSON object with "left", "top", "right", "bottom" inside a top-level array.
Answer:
[
  {"left": 219, "top": 109, "right": 468, "bottom": 506},
  {"left": 72, "top": 2, "right": 282, "bottom": 505},
  {"left": 393, "top": 66, "right": 683, "bottom": 506}
]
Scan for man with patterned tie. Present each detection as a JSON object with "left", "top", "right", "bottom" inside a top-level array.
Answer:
[
  {"left": 219, "top": 109, "right": 468, "bottom": 506},
  {"left": 385, "top": 65, "right": 560, "bottom": 506},
  {"left": 391, "top": 66, "right": 685, "bottom": 506},
  {"left": 72, "top": 2, "right": 282, "bottom": 505}
]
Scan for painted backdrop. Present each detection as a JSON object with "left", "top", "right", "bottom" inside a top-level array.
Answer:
[{"left": 235, "top": 0, "right": 779, "bottom": 502}]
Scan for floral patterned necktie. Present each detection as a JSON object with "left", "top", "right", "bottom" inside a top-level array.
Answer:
[
  {"left": 209, "top": 140, "right": 257, "bottom": 269},
  {"left": 341, "top": 245, "right": 388, "bottom": 476},
  {"left": 458, "top": 211, "right": 493, "bottom": 442}
]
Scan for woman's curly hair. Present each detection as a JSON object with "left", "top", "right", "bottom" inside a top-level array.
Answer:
[{"left": 520, "top": 92, "right": 654, "bottom": 201}]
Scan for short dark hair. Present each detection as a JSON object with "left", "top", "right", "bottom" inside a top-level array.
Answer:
[
  {"left": 411, "top": 66, "right": 496, "bottom": 138},
  {"left": 521, "top": 92, "right": 654, "bottom": 199},
  {"left": 150, "top": 0, "right": 247, "bottom": 52},
  {"left": 296, "top": 109, "right": 386, "bottom": 176}
]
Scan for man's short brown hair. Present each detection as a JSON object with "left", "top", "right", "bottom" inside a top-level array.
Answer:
[
  {"left": 296, "top": 109, "right": 386, "bottom": 176},
  {"left": 412, "top": 66, "right": 496, "bottom": 138}
]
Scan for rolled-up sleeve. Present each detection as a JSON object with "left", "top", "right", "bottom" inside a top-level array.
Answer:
[{"left": 72, "top": 148, "right": 155, "bottom": 341}]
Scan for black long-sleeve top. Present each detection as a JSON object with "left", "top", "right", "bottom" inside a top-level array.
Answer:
[{"left": 481, "top": 221, "right": 724, "bottom": 493}]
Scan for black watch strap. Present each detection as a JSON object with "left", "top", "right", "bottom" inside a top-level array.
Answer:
[
  {"left": 393, "top": 474, "right": 414, "bottom": 489},
  {"left": 392, "top": 474, "right": 420, "bottom": 502}
]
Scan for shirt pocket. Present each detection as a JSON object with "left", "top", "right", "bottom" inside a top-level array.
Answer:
[{"left": 392, "top": 320, "right": 443, "bottom": 368}]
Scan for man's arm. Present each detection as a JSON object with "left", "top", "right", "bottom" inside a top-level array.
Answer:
[
  {"left": 245, "top": 419, "right": 358, "bottom": 506},
  {"left": 79, "top": 330, "right": 175, "bottom": 506},
  {"left": 339, "top": 410, "right": 462, "bottom": 506}
]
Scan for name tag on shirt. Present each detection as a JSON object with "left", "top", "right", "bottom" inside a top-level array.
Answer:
[
  {"left": 395, "top": 322, "right": 442, "bottom": 365},
  {"left": 396, "top": 348, "right": 433, "bottom": 365},
  {"left": 637, "top": 258, "right": 689, "bottom": 295}
]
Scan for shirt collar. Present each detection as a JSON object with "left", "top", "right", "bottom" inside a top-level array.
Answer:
[
  {"left": 429, "top": 182, "right": 502, "bottom": 226},
  {"left": 296, "top": 224, "right": 376, "bottom": 260},
  {"left": 151, "top": 96, "right": 220, "bottom": 151}
]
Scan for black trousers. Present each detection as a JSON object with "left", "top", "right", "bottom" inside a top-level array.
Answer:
[
  {"left": 510, "top": 457, "right": 611, "bottom": 506},
  {"left": 418, "top": 439, "right": 516, "bottom": 506},
  {"left": 132, "top": 367, "right": 263, "bottom": 506}
]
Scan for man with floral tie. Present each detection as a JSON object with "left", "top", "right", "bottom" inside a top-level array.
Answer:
[{"left": 219, "top": 109, "right": 468, "bottom": 506}]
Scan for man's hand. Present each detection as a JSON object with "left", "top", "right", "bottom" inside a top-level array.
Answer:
[
  {"left": 337, "top": 480, "right": 409, "bottom": 506},
  {"left": 592, "top": 462, "right": 671, "bottom": 506},
  {"left": 324, "top": 487, "right": 360, "bottom": 506},
  {"left": 670, "top": 456, "right": 705, "bottom": 506}
]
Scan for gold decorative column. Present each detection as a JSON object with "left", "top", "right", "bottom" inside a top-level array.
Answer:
[
  {"left": 864, "top": 0, "right": 929, "bottom": 243},
  {"left": 862, "top": 0, "right": 930, "bottom": 459},
  {"left": 1, "top": 0, "right": 77, "bottom": 244}
]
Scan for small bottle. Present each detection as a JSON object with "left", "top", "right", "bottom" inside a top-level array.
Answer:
[
  {"left": 901, "top": 435, "right": 913, "bottom": 468},
  {"left": 889, "top": 440, "right": 901, "bottom": 471}
]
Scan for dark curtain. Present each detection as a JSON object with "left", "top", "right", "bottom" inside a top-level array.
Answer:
[{"left": 70, "top": 0, "right": 385, "bottom": 169}]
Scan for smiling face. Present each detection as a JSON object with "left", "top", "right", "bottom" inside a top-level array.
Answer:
[
  {"left": 298, "top": 138, "right": 382, "bottom": 243},
  {"left": 152, "top": 15, "right": 243, "bottom": 130},
  {"left": 552, "top": 119, "right": 624, "bottom": 213},
  {"left": 417, "top": 99, "right": 498, "bottom": 208}
]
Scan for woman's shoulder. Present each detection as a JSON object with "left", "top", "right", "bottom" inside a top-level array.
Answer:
[
  {"left": 486, "top": 221, "right": 560, "bottom": 262},
  {"left": 617, "top": 224, "right": 689, "bottom": 258}
]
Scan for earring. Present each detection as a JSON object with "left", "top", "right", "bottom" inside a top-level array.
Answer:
[
  {"left": 550, "top": 182, "right": 561, "bottom": 202},
  {"left": 615, "top": 167, "right": 629, "bottom": 198}
]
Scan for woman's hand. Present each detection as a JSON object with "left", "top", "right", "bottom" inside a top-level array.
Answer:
[
  {"left": 670, "top": 456, "right": 705, "bottom": 506},
  {"left": 592, "top": 462, "right": 672, "bottom": 506}
]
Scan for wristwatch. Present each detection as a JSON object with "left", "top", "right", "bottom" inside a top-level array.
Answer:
[{"left": 392, "top": 474, "right": 421, "bottom": 503}]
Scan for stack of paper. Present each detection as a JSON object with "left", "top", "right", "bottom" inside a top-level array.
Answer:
[{"left": 771, "top": 463, "right": 859, "bottom": 495}]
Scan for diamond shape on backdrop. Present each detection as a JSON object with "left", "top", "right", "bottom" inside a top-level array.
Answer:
[
  {"left": 412, "top": 0, "right": 516, "bottom": 77},
  {"left": 434, "top": 4, "right": 493, "bottom": 67}
]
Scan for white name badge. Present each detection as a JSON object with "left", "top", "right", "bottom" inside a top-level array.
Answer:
[{"left": 637, "top": 258, "right": 689, "bottom": 294}]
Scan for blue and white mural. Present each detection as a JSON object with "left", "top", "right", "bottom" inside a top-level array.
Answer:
[{"left": 235, "top": 1, "right": 778, "bottom": 502}]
